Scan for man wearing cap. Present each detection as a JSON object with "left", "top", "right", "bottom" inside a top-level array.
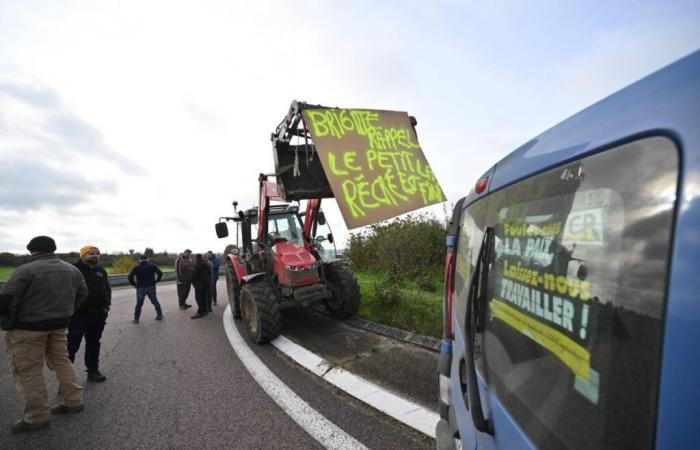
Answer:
[
  {"left": 0, "top": 236, "right": 88, "bottom": 433},
  {"left": 127, "top": 255, "right": 164, "bottom": 323},
  {"left": 174, "top": 249, "right": 193, "bottom": 310},
  {"left": 67, "top": 245, "right": 111, "bottom": 383}
]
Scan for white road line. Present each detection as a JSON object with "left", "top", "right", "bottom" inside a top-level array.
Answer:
[
  {"left": 271, "top": 335, "right": 439, "bottom": 438},
  {"left": 222, "top": 305, "right": 368, "bottom": 450}
]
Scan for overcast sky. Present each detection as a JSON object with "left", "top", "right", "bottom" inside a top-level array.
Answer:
[{"left": 1, "top": 0, "right": 698, "bottom": 255}]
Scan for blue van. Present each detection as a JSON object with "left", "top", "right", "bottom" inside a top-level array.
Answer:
[{"left": 436, "top": 50, "right": 700, "bottom": 450}]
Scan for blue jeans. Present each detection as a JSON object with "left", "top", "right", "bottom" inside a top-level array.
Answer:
[{"left": 135, "top": 286, "right": 163, "bottom": 320}]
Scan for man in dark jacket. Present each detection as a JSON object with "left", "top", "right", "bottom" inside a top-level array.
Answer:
[
  {"left": 68, "top": 245, "right": 111, "bottom": 383},
  {"left": 207, "top": 251, "right": 221, "bottom": 306},
  {"left": 128, "top": 255, "right": 164, "bottom": 324},
  {"left": 190, "top": 254, "right": 211, "bottom": 319},
  {"left": 175, "top": 249, "right": 193, "bottom": 310},
  {"left": 0, "top": 236, "right": 88, "bottom": 433}
]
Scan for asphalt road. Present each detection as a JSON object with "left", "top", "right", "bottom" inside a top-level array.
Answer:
[{"left": 0, "top": 282, "right": 433, "bottom": 449}]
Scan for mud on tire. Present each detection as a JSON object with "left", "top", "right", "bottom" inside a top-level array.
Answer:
[
  {"left": 240, "top": 278, "right": 282, "bottom": 344},
  {"left": 323, "top": 263, "right": 361, "bottom": 319}
]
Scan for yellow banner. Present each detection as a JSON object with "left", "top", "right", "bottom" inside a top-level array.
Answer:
[
  {"left": 302, "top": 108, "right": 445, "bottom": 229},
  {"left": 490, "top": 298, "right": 591, "bottom": 380}
]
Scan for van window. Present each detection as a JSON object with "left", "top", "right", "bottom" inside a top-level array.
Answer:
[
  {"left": 477, "top": 137, "right": 678, "bottom": 450},
  {"left": 453, "top": 199, "right": 488, "bottom": 332}
]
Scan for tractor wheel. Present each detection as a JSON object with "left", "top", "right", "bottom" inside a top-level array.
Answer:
[
  {"left": 226, "top": 263, "right": 242, "bottom": 319},
  {"left": 240, "top": 278, "right": 281, "bottom": 344},
  {"left": 323, "top": 263, "right": 361, "bottom": 319}
]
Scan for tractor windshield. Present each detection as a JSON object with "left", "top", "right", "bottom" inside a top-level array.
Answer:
[{"left": 267, "top": 213, "right": 304, "bottom": 247}]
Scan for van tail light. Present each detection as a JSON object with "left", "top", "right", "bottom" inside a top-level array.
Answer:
[
  {"left": 475, "top": 176, "right": 489, "bottom": 194},
  {"left": 444, "top": 235, "right": 457, "bottom": 338}
]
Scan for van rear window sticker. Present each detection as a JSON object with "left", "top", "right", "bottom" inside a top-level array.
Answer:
[{"left": 489, "top": 199, "right": 612, "bottom": 403}]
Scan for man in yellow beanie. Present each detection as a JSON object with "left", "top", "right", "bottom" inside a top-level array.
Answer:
[{"left": 68, "top": 245, "right": 111, "bottom": 383}]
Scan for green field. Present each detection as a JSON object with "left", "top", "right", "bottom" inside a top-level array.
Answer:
[
  {"left": 354, "top": 270, "right": 443, "bottom": 338},
  {"left": 0, "top": 266, "right": 14, "bottom": 282}
]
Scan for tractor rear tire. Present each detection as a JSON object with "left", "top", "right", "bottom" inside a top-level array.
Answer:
[
  {"left": 226, "top": 262, "right": 242, "bottom": 319},
  {"left": 323, "top": 263, "right": 361, "bottom": 319},
  {"left": 240, "top": 279, "right": 282, "bottom": 344}
]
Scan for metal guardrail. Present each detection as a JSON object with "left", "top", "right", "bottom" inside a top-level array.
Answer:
[
  {"left": 0, "top": 268, "right": 226, "bottom": 289},
  {"left": 0, "top": 271, "right": 179, "bottom": 289},
  {"left": 109, "top": 271, "right": 178, "bottom": 287}
]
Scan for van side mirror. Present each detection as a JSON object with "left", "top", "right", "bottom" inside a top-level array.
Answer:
[
  {"left": 327, "top": 233, "right": 334, "bottom": 244},
  {"left": 318, "top": 211, "right": 326, "bottom": 225},
  {"left": 215, "top": 222, "right": 229, "bottom": 238}
]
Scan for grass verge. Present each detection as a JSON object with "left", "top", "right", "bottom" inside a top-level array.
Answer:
[{"left": 354, "top": 269, "right": 443, "bottom": 338}]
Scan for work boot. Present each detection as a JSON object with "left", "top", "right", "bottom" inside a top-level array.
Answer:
[
  {"left": 87, "top": 371, "right": 106, "bottom": 383},
  {"left": 10, "top": 419, "right": 50, "bottom": 433},
  {"left": 50, "top": 404, "right": 84, "bottom": 415},
  {"left": 155, "top": 315, "right": 164, "bottom": 320}
]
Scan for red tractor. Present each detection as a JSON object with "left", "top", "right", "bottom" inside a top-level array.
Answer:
[{"left": 215, "top": 102, "right": 361, "bottom": 344}]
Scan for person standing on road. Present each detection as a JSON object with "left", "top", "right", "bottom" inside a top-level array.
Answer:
[
  {"left": 190, "top": 254, "right": 211, "bottom": 319},
  {"left": 68, "top": 245, "right": 111, "bottom": 383},
  {"left": 204, "top": 255, "right": 214, "bottom": 312},
  {"left": 207, "top": 251, "right": 220, "bottom": 306},
  {"left": 175, "top": 249, "right": 193, "bottom": 310},
  {"left": 127, "top": 255, "right": 164, "bottom": 324},
  {"left": 0, "top": 236, "right": 87, "bottom": 434}
]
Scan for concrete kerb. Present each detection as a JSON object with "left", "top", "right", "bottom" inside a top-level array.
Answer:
[
  {"left": 223, "top": 305, "right": 369, "bottom": 450},
  {"left": 269, "top": 334, "right": 440, "bottom": 438},
  {"left": 309, "top": 305, "right": 441, "bottom": 353}
]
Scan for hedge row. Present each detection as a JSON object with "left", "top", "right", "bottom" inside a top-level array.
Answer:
[{"left": 346, "top": 213, "right": 447, "bottom": 279}]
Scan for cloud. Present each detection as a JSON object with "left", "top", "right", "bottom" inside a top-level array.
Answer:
[
  {"left": 552, "top": 21, "right": 700, "bottom": 113},
  {"left": 0, "top": 81, "right": 61, "bottom": 109},
  {"left": 0, "top": 79, "right": 148, "bottom": 176},
  {"left": 181, "top": 100, "right": 224, "bottom": 131},
  {"left": 0, "top": 158, "right": 117, "bottom": 212}
]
